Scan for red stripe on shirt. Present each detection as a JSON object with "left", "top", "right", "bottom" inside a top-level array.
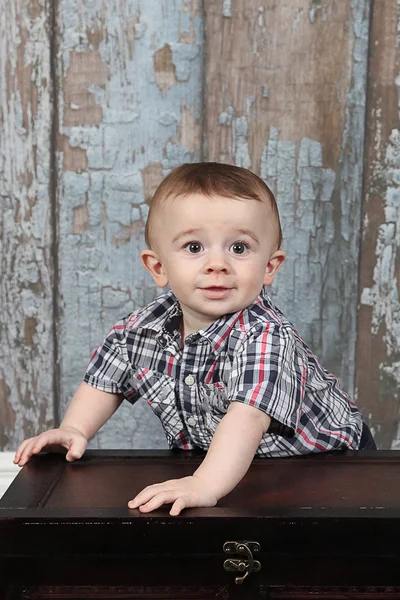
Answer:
[
  {"left": 301, "top": 363, "right": 307, "bottom": 399},
  {"left": 167, "top": 354, "right": 174, "bottom": 377},
  {"left": 137, "top": 368, "right": 149, "bottom": 380},
  {"left": 178, "top": 431, "right": 190, "bottom": 450},
  {"left": 313, "top": 422, "right": 356, "bottom": 450},
  {"left": 265, "top": 307, "right": 282, "bottom": 324},
  {"left": 297, "top": 427, "right": 326, "bottom": 452},
  {"left": 249, "top": 323, "right": 270, "bottom": 406},
  {"left": 205, "top": 360, "right": 217, "bottom": 384},
  {"left": 127, "top": 315, "right": 141, "bottom": 329},
  {"left": 214, "top": 312, "right": 244, "bottom": 352}
]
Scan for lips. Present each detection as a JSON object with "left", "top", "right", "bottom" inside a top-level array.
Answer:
[{"left": 201, "top": 286, "right": 232, "bottom": 299}]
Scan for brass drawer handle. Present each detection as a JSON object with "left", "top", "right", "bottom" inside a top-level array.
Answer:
[{"left": 223, "top": 541, "right": 261, "bottom": 584}]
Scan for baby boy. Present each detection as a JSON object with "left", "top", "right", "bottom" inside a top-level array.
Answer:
[{"left": 14, "top": 162, "right": 375, "bottom": 515}]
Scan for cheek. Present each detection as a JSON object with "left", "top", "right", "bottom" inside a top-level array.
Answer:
[
  {"left": 237, "top": 258, "right": 266, "bottom": 276},
  {"left": 165, "top": 256, "right": 197, "bottom": 281}
]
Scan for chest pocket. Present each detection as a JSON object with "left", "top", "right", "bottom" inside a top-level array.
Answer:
[
  {"left": 200, "top": 382, "right": 230, "bottom": 434},
  {"left": 127, "top": 368, "right": 175, "bottom": 415}
]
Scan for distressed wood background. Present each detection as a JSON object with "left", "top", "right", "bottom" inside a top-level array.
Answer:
[{"left": 0, "top": 0, "right": 398, "bottom": 451}]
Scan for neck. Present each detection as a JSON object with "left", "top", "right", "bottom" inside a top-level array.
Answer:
[{"left": 180, "top": 311, "right": 214, "bottom": 343}]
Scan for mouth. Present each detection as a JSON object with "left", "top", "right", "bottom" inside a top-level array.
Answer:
[{"left": 200, "top": 286, "right": 232, "bottom": 299}]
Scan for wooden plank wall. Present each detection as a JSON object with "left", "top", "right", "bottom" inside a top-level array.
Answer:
[
  {"left": 0, "top": 1, "right": 55, "bottom": 449},
  {"left": 55, "top": 0, "right": 203, "bottom": 449},
  {"left": 0, "top": 0, "right": 398, "bottom": 450},
  {"left": 356, "top": 0, "right": 400, "bottom": 448}
]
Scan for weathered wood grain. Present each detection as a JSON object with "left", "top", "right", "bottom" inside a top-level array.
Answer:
[
  {"left": 57, "top": 0, "right": 203, "bottom": 448},
  {"left": 356, "top": 0, "right": 400, "bottom": 448},
  {"left": 205, "top": 0, "right": 370, "bottom": 396},
  {"left": 0, "top": 1, "right": 54, "bottom": 450}
]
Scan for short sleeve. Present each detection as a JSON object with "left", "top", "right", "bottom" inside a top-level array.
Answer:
[
  {"left": 83, "top": 319, "right": 133, "bottom": 397},
  {"left": 227, "top": 323, "right": 306, "bottom": 434}
]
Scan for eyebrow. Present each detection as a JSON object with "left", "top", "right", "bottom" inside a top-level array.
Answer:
[
  {"left": 172, "top": 228, "right": 201, "bottom": 244},
  {"left": 172, "top": 228, "right": 260, "bottom": 244}
]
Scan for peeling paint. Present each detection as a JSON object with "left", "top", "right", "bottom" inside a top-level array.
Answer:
[
  {"left": 258, "top": 0, "right": 370, "bottom": 400},
  {"left": 292, "top": 8, "right": 303, "bottom": 33},
  {"left": 73, "top": 204, "right": 89, "bottom": 234},
  {"left": 262, "top": 84, "right": 269, "bottom": 98},
  {"left": 219, "top": 106, "right": 235, "bottom": 126},
  {"left": 261, "top": 131, "right": 336, "bottom": 359},
  {"left": 360, "top": 125, "right": 400, "bottom": 391},
  {"left": 179, "top": 100, "right": 202, "bottom": 153},
  {"left": 158, "top": 111, "right": 178, "bottom": 126},
  {"left": 234, "top": 116, "right": 251, "bottom": 169},
  {"left": 309, "top": 1, "right": 328, "bottom": 24},
  {"left": 171, "top": 42, "right": 200, "bottom": 81},
  {"left": 64, "top": 50, "right": 109, "bottom": 126},
  {"left": 112, "top": 219, "right": 143, "bottom": 247},
  {"left": 153, "top": 44, "right": 177, "bottom": 96},
  {"left": 180, "top": 0, "right": 201, "bottom": 44},
  {"left": 0, "top": 0, "right": 54, "bottom": 448},
  {"left": 258, "top": 7, "right": 264, "bottom": 28},
  {"left": 222, "top": 0, "right": 232, "bottom": 18},
  {"left": 58, "top": 0, "right": 202, "bottom": 450},
  {"left": 142, "top": 162, "right": 164, "bottom": 205}
]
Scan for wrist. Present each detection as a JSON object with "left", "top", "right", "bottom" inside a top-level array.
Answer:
[
  {"left": 59, "top": 424, "right": 88, "bottom": 439},
  {"left": 192, "top": 470, "right": 226, "bottom": 502}
]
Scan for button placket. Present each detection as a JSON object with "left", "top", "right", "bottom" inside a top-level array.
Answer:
[{"left": 179, "top": 346, "right": 201, "bottom": 439}]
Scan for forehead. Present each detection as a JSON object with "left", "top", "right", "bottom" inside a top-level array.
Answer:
[{"left": 160, "top": 192, "right": 272, "bottom": 231}]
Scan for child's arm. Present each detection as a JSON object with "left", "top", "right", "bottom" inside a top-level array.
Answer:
[
  {"left": 14, "top": 382, "right": 123, "bottom": 466},
  {"left": 128, "top": 402, "right": 271, "bottom": 515}
]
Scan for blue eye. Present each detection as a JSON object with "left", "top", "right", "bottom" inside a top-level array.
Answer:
[
  {"left": 185, "top": 242, "right": 203, "bottom": 254},
  {"left": 230, "top": 242, "right": 249, "bottom": 255}
]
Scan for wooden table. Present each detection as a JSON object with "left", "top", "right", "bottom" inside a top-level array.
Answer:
[{"left": 0, "top": 450, "right": 399, "bottom": 599}]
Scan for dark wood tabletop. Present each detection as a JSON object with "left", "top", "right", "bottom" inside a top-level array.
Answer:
[
  {"left": 1, "top": 449, "right": 398, "bottom": 514},
  {"left": 1, "top": 450, "right": 400, "bottom": 599}
]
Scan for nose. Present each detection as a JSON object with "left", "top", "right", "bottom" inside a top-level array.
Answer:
[{"left": 204, "top": 249, "right": 230, "bottom": 273}]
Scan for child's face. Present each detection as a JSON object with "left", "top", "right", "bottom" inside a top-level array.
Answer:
[{"left": 141, "top": 193, "right": 285, "bottom": 331}]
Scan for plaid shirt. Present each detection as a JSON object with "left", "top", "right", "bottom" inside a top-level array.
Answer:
[{"left": 84, "top": 287, "right": 363, "bottom": 457}]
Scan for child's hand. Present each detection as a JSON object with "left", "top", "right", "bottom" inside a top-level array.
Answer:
[
  {"left": 13, "top": 426, "right": 88, "bottom": 467},
  {"left": 128, "top": 475, "right": 218, "bottom": 516}
]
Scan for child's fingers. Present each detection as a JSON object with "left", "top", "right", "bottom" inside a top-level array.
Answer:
[
  {"left": 16, "top": 438, "right": 43, "bottom": 466},
  {"left": 137, "top": 490, "right": 182, "bottom": 513},
  {"left": 14, "top": 438, "right": 34, "bottom": 464},
  {"left": 170, "top": 497, "right": 188, "bottom": 516},
  {"left": 18, "top": 438, "right": 47, "bottom": 466},
  {"left": 17, "top": 431, "right": 65, "bottom": 466},
  {"left": 128, "top": 482, "right": 172, "bottom": 509},
  {"left": 65, "top": 437, "right": 87, "bottom": 461}
]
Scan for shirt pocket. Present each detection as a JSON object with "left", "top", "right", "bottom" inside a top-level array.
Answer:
[
  {"left": 126, "top": 368, "right": 175, "bottom": 415},
  {"left": 200, "top": 382, "right": 230, "bottom": 434}
]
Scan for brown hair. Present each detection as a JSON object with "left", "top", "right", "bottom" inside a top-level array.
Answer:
[{"left": 145, "top": 162, "right": 282, "bottom": 250}]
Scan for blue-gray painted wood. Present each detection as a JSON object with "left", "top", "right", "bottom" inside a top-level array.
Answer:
[
  {"left": 205, "top": 0, "right": 370, "bottom": 398},
  {"left": 0, "top": 0, "right": 54, "bottom": 449},
  {"left": 57, "top": 0, "right": 203, "bottom": 448}
]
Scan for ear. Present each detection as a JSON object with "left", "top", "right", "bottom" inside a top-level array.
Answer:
[
  {"left": 263, "top": 250, "right": 286, "bottom": 286},
  {"left": 140, "top": 248, "right": 169, "bottom": 287}
]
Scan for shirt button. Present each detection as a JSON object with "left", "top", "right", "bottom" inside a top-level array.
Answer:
[
  {"left": 187, "top": 417, "right": 196, "bottom": 426},
  {"left": 184, "top": 374, "right": 195, "bottom": 386}
]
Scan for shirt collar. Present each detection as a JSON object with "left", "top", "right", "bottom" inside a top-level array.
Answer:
[
  {"left": 137, "top": 287, "right": 272, "bottom": 354},
  {"left": 194, "top": 286, "right": 275, "bottom": 354}
]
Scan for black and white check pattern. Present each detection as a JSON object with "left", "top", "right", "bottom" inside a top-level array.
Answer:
[{"left": 84, "top": 287, "right": 363, "bottom": 457}]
